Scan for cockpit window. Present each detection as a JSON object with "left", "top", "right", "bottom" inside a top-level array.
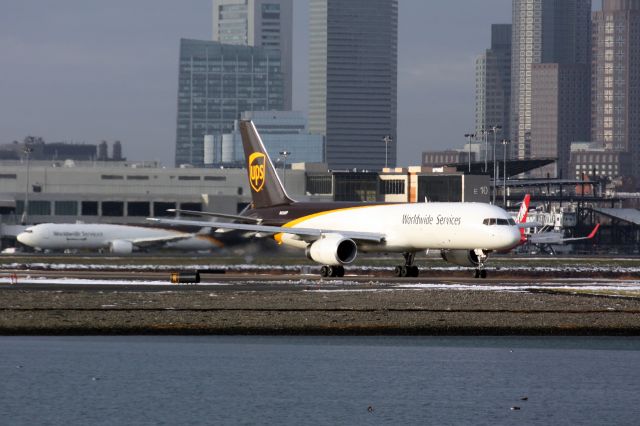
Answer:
[
  {"left": 483, "top": 218, "right": 513, "bottom": 226},
  {"left": 508, "top": 218, "right": 516, "bottom": 225}
]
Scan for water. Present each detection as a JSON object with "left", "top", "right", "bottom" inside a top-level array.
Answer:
[{"left": 2, "top": 336, "right": 640, "bottom": 425}]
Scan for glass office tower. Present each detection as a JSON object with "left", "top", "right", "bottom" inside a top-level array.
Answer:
[
  {"left": 175, "top": 39, "right": 283, "bottom": 167},
  {"left": 309, "top": 0, "right": 398, "bottom": 171}
]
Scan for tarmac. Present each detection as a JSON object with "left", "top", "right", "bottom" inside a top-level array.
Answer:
[{"left": 2, "top": 266, "right": 640, "bottom": 335}]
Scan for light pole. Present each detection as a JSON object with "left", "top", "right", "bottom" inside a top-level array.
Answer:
[
  {"left": 382, "top": 135, "right": 392, "bottom": 169},
  {"left": 502, "top": 139, "right": 509, "bottom": 207},
  {"left": 279, "top": 150, "right": 291, "bottom": 188},
  {"left": 491, "top": 125, "right": 502, "bottom": 203},
  {"left": 481, "top": 127, "right": 488, "bottom": 173},
  {"left": 464, "top": 133, "right": 475, "bottom": 173},
  {"left": 21, "top": 146, "right": 33, "bottom": 225}
]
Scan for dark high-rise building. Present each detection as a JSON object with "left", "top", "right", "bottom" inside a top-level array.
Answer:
[
  {"left": 174, "top": 39, "right": 283, "bottom": 166},
  {"left": 475, "top": 24, "right": 512, "bottom": 140},
  {"left": 592, "top": 0, "right": 640, "bottom": 184},
  {"left": 309, "top": 0, "right": 398, "bottom": 171},
  {"left": 511, "top": 0, "right": 591, "bottom": 160},
  {"left": 212, "top": 0, "right": 293, "bottom": 110},
  {"left": 97, "top": 141, "right": 108, "bottom": 161},
  {"left": 530, "top": 63, "right": 591, "bottom": 178}
]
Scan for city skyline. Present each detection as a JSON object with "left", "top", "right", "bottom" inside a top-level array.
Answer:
[{"left": 1, "top": 0, "right": 512, "bottom": 167}]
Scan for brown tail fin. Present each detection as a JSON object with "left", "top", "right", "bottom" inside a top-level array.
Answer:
[{"left": 239, "top": 120, "right": 294, "bottom": 209}]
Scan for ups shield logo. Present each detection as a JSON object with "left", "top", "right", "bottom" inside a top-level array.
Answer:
[{"left": 248, "top": 152, "right": 266, "bottom": 192}]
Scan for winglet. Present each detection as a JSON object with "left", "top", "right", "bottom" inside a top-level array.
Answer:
[{"left": 586, "top": 223, "right": 600, "bottom": 239}]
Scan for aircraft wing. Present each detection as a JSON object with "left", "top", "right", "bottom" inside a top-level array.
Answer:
[
  {"left": 166, "top": 209, "right": 262, "bottom": 223},
  {"left": 528, "top": 224, "right": 600, "bottom": 245},
  {"left": 558, "top": 224, "right": 600, "bottom": 242},
  {"left": 128, "top": 233, "right": 196, "bottom": 248},
  {"left": 147, "top": 218, "right": 386, "bottom": 243}
]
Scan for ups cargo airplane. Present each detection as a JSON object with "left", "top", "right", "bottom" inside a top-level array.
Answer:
[
  {"left": 17, "top": 223, "right": 223, "bottom": 253},
  {"left": 148, "top": 120, "right": 523, "bottom": 278}
]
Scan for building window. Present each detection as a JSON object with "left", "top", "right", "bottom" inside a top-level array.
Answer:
[
  {"left": 180, "top": 202, "right": 202, "bottom": 211},
  {"left": 153, "top": 202, "right": 176, "bottom": 217},
  {"left": 0, "top": 174, "right": 17, "bottom": 179},
  {"left": 126, "top": 175, "right": 149, "bottom": 180},
  {"left": 382, "top": 179, "right": 406, "bottom": 195},
  {"left": 306, "top": 175, "right": 332, "bottom": 195},
  {"left": 178, "top": 176, "right": 201, "bottom": 181},
  {"left": 81, "top": 201, "right": 99, "bottom": 216},
  {"left": 54, "top": 201, "right": 78, "bottom": 216},
  {"left": 102, "top": 201, "right": 124, "bottom": 216},
  {"left": 24, "top": 200, "right": 51, "bottom": 216},
  {"left": 127, "top": 202, "right": 150, "bottom": 217},
  {"left": 101, "top": 175, "right": 124, "bottom": 180}
]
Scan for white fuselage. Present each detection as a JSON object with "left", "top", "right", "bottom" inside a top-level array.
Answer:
[
  {"left": 17, "top": 223, "right": 217, "bottom": 251},
  {"left": 279, "top": 202, "right": 521, "bottom": 252}
]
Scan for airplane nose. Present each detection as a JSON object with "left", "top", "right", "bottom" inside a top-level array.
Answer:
[
  {"left": 17, "top": 232, "right": 29, "bottom": 245},
  {"left": 509, "top": 227, "right": 521, "bottom": 246}
]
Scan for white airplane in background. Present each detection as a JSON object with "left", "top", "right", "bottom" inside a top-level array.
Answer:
[
  {"left": 148, "top": 120, "right": 526, "bottom": 278},
  {"left": 527, "top": 224, "right": 600, "bottom": 254},
  {"left": 16, "top": 223, "right": 223, "bottom": 253},
  {"left": 510, "top": 194, "right": 600, "bottom": 254}
]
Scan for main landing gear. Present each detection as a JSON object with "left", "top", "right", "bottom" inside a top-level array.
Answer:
[
  {"left": 320, "top": 265, "right": 345, "bottom": 278},
  {"left": 394, "top": 252, "right": 419, "bottom": 277}
]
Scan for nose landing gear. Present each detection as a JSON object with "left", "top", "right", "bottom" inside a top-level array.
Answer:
[
  {"left": 473, "top": 249, "right": 488, "bottom": 279},
  {"left": 474, "top": 268, "right": 487, "bottom": 279}
]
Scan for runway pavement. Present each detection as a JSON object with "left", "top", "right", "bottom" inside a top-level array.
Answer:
[{"left": 2, "top": 259, "right": 640, "bottom": 335}]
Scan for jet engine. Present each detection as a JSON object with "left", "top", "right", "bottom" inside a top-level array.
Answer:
[
  {"left": 305, "top": 233, "right": 357, "bottom": 266},
  {"left": 440, "top": 249, "right": 486, "bottom": 267},
  {"left": 110, "top": 240, "right": 134, "bottom": 254}
]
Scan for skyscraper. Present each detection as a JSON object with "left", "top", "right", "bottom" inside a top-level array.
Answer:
[
  {"left": 592, "top": 0, "right": 640, "bottom": 183},
  {"left": 309, "top": 0, "right": 398, "bottom": 171},
  {"left": 530, "top": 63, "right": 591, "bottom": 177},
  {"left": 475, "top": 24, "right": 512, "bottom": 140},
  {"left": 212, "top": 0, "right": 293, "bottom": 110},
  {"left": 175, "top": 39, "right": 283, "bottom": 166},
  {"left": 510, "top": 0, "right": 591, "bottom": 160}
]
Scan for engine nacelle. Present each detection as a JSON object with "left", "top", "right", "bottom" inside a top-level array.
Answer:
[
  {"left": 110, "top": 240, "right": 134, "bottom": 254},
  {"left": 440, "top": 249, "right": 484, "bottom": 267},
  {"left": 305, "top": 233, "right": 357, "bottom": 266}
]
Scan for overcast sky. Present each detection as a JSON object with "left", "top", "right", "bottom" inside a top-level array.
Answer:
[{"left": 1, "top": 0, "right": 513, "bottom": 166}]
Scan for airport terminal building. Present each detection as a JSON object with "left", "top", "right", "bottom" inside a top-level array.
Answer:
[{"left": 0, "top": 159, "right": 489, "bottom": 246}]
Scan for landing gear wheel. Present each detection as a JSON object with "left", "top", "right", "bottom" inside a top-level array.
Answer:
[
  {"left": 408, "top": 265, "right": 419, "bottom": 277},
  {"left": 395, "top": 252, "right": 419, "bottom": 277},
  {"left": 393, "top": 265, "right": 402, "bottom": 277},
  {"left": 320, "top": 265, "right": 345, "bottom": 278},
  {"left": 320, "top": 265, "right": 330, "bottom": 277},
  {"left": 474, "top": 269, "right": 488, "bottom": 279}
]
